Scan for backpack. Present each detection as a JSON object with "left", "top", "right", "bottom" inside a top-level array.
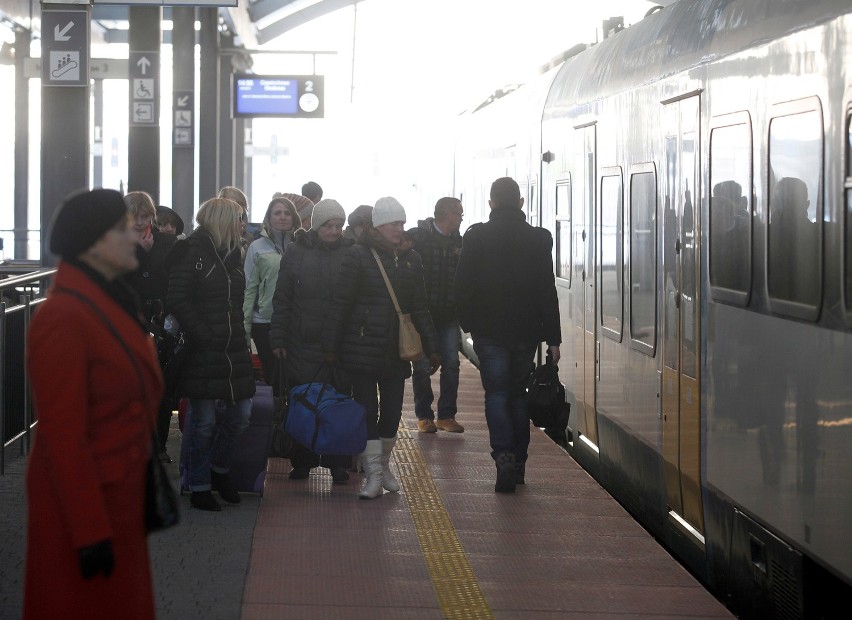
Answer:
[{"left": 526, "top": 352, "right": 569, "bottom": 429}]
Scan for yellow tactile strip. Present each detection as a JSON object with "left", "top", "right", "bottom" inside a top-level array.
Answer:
[{"left": 395, "top": 424, "right": 495, "bottom": 620}]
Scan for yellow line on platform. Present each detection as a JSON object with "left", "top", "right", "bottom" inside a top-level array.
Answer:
[{"left": 395, "top": 425, "right": 494, "bottom": 620}]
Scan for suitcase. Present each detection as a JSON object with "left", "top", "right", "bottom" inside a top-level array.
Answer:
[{"left": 179, "top": 383, "right": 274, "bottom": 495}]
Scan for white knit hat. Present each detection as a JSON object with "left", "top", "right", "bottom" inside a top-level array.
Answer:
[
  {"left": 310, "top": 199, "right": 346, "bottom": 230},
  {"left": 372, "top": 196, "right": 406, "bottom": 228}
]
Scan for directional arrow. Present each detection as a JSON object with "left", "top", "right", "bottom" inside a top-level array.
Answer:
[
  {"left": 177, "top": 95, "right": 189, "bottom": 107},
  {"left": 137, "top": 56, "right": 151, "bottom": 75},
  {"left": 54, "top": 22, "right": 74, "bottom": 42}
]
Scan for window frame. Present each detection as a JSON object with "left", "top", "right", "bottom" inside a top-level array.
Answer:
[{"left": 555, "top": 176, "right": 572, "bottom": 288}]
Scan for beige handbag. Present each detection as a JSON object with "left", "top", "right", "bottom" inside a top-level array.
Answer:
[{"left": 371, "top": 249, "right": 424, "bottom": 362}]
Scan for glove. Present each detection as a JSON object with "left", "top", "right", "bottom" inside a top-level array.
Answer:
[
  {"left": 428, "top": 353, "right": 441, "bottom": 375},
  {"left": 78, "top": 539, "right": 114, "bottom": 579},
  {"left": 323, "top": 351, "right": 339, "bottom": 365}
]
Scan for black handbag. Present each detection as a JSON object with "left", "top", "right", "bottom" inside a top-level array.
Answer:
[
  {"left": 269, "top": 361, "right": 295, "bottom": 459},
  {"left": 145, "top": 434, "right": 180, "bottom": 533},
  {"left": 526, "top": 351, "right": 569, "bottom": 429}
]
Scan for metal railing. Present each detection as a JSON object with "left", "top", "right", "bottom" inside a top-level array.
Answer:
[{"left": 1, "top": 263, "right": 56, "bottom": 474}]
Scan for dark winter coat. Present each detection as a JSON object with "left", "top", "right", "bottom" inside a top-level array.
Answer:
[
  {"left": 455, "top": 206, "right": 561, "bottom": 346},
  {"left": 124, "top": 228, "right": 176, "bottom": 321},
  {"left": 322, "top": 233, "right": 439, "bottom": 379},
  {"left": 165, "top": 228, "right": 256, "bottom": 402},
  {"left": 270, "top": 229, "right": 354, "bottom": 385},
  {"left": 25, "top": 262, "right": 162, "bottom": 620},
  {"left": 406, "top": 217, "right": 463, "bottom": 326}
]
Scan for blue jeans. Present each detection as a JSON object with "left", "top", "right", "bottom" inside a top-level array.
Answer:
[
  {"left": 472, "top": 337, "right": 537, "bottom": 463},
  {"left": 413, "top": 321, "right": 461, "bottom": 420},
  {"left": 188, "top": 398, "right": 252, "bottom": 491},
  {"left": 352, "top": 362, "right": 408, "bottom": 440}
]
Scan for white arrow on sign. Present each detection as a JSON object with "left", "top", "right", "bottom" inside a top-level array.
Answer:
[
  {"left": 137, "top": 56, "right": 151, "bottom": 75},
  {"left": 177, "top": 95, "right": 189, "bottom": 107},
  {"left": 54, "top": 22, "right": 74, "bottom": 42}
]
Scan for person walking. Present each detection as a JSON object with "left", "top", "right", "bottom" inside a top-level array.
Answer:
[
  {"left": 270, "top": 199, "right": 354, "bottom": 483},
  {"left": 407, "top": 197, "right": 465, "bottom": 434},
  {"left": 243, "top": 195, "right": 300, "bottom": 388},
  {"left": 25, "top": 189, "right": 163, "bottom": 619},
  {"left": 166, "top": 198, "right": 256, "bottom": 511},
  {"left": 454, "top": 177, "right": 561, "bottom": 493},
  {"left": 322, "top": 197, "right": 441, "bottom": 499}
]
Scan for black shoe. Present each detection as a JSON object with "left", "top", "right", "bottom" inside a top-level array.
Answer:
[
  {"left": 158, "top": 449, "right": 173, "bottom": 464},
  {"left": 515, "top": 463, "right": 526, "bottom": 485},
  {"left": 494, "top": 453, "right": 517, "bottom": 493},
  {"left": 330, "top": 467, "right": 350, "bottom": 484},
  {"left": 211, "top": 471, "right": 241, "bottom": 504},
  {"left": 190, "top": 491, "right": 222, "bottom": 512},
  {"left": 289, "top": 467, "right": 310, "bottom": 480}
]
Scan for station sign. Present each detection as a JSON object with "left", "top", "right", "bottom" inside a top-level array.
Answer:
[
  {"left": 232, "top": 75, "right": 324, "bottom": 119},
  {"left": 129, "top": 51, "right": 159, "bottom": 126},
  {"left": 41, "top": 8, "right": 89, "bottom": 87},
  {"left": 173, "top": 90, "right": 194, "bottom": 148}
]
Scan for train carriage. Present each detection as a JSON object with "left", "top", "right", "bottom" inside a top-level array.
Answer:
[{"left": 452, "top": 0, "right": 852, "bottom": 616}]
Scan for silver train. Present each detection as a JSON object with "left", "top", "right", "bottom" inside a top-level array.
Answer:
[{"left": 449, "top": 0, "right": 852, "bottom": 616}]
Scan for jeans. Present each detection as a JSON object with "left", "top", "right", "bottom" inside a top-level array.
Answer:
[
  {"left": 188, "top": 398, "right": 252, "bottom": 491},
  {"left": 413, "top": 320, "right": 461, "bottom": 420},
  {"left": 352, "top": 362, "right": 408, "bottom": 440},
  {"left": 472, "top": 336, "right": 537, "bottom": 463}
]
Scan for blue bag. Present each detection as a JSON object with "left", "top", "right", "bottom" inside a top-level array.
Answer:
[{"left": 286, "top": 381, "right": 368, "bottom": 455}]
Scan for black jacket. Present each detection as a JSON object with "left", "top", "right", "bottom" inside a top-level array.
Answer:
[
  {"left": 123, "top": 229, "right": 176, "bottom": 321},
  {"left": 406, "top": 218, "right": 463, "bottom": 326},
  {"left": 165, "top": 229, "right": 256, "bottom": 402},
  {"left": 322, "top": 233, "right": 439, "bottom": 379},
  {"left": 454, "top": 207, "right": 561, "bottom": 346},
  {"left": 270, "top": 229, "right": 354, "bottom": 385}
]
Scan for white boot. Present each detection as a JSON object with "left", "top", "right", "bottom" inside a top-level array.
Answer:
[
  {"left": 358, "top": 439, "right": 384, "bottom": 499},
  {"left": 380, "top": 436, "right": 400, "bottom": 492}
]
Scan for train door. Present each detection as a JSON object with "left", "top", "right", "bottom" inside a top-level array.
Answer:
[
  {"left": 573, "top": 123, "right": 599, "bottom": 448},
  {"left": 661, "top": 94, "right": 704, "bottom": 538}
]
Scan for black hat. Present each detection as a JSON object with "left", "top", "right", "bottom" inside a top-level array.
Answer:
[
  {"left": 156, "top": 205, "right": 185, "bottom": 235},
  {"left": 49, "top": 189, "right": 128, "bottom": 259}
]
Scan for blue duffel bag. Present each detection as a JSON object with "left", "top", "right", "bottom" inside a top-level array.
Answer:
[{"left": 286, "top": 381, "right": 368, "bottom": 455}]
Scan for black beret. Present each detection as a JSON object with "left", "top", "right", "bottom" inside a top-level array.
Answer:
[{"left": 49, "top": 189, "right": 128, "bottom": 259}]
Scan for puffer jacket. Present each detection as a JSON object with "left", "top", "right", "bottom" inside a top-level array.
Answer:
[
  {"left": 322, "top": 232, "right": 439, "bottom": 379},
  {"left": 406, "top": 217, "right": 463, "bottom": 326},
  {"left": 269, "top": 229, "right": 354, "bottom": 384},
  {"left": 165, "top": 228, "right": 256, "bottom": 402}
]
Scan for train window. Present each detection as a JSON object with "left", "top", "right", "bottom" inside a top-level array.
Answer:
[
  {"left": 767, "top": 106, "right": 823, "bottom": 317},
  {"left": 600, "top": 169, "right": 623, "bottom": 340},
  {"left": 630, "top": 167, "right": 657, "bottom": 353},
  {"left": 846, "top": 110, "right": 852, "bottom": 314},
  {"left": 555, "top": 180, "right": 571, "bottom": 286},
  {"left": 709, "top": 120, "right": 752, "bottom": 302}
]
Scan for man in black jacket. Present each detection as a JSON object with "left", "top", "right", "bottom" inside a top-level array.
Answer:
[
  {"left": 407, "top": 197, "right": 465, "bottom": 434},
  {"left": 454, "top": 177, "right": 561, "bottom": 493}
]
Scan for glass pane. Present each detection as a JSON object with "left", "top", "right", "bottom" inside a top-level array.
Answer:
[
  {"left": 768, "top": 111, "right": 821, "bottom": 307},
  {"left": 600, "top": 174, "right": 623, "bottom": 335},
  {"left": 681, "top": 130, "right": 697, "bottom": 378},
  {"left": 555, "top": 182, "right": 571, "bottom": 283},
  {"left": 846, "top": 188, "right": 852, "bottom": 311},
  {"left": 630, "top": 172, "right": 656, "bottom": 347},
  {"left": 664, "top": 138, "right": 678, "bottom": 369},
  {"left": 710, "top": 123, "right": 751, "bottom": 292}
]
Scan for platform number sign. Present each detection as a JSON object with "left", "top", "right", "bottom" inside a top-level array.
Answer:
[
  {"left": 129, "top": 51, "right": 159, "bottom": 126},
  {"left": 41, "top": 9, "right": 89, "bottom": 87}
]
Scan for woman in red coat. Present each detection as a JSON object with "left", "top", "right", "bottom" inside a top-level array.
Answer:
[{"left": 25, "top": 189, "right": 164, "bottom": 619}]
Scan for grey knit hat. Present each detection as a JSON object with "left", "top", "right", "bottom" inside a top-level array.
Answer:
[
  {"left": 310, "top": 199, "right": 346, "bottom": 230},
  {"left": 372, "top": 197, "right": 406, "bottom": 228}
]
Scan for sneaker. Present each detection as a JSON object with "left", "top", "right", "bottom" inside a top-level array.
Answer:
[
  {"left": 330, "top": 467, "right": 350, "bottom": 484},
  {"left": 417, "top": 419, "right": 437, "bottom": 433},
  {"left": 211, "top": 471, "right": 241, "bottom": 504},
  {"left": 190, "top": 490, "right": 222, "bottom": 512},
  {"left": 436, "top": 418, "right": 465, "bottom": 433},
  {"left": 289, "top": 467, "right": 310, "bottom": 480},
  {"left": 494, "top": 453, "right": 517, "bottom": 493},
  {"left": 515, "top": 463, "right": 526, "bottom": 485}
]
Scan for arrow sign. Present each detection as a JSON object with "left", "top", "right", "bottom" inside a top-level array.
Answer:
[
  {"left": 54, "top": 22, "right": 73, "bottom": 42},
  {"left": 177, "top": 95, "right": 189, "bottom": 107},
  {"left": 137, "top": 56, "right": 151, "bottom": 75}
]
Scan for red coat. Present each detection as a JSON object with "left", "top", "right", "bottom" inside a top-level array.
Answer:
[{"left": 24, "top": 262, "right": 164, "bottom": 620}]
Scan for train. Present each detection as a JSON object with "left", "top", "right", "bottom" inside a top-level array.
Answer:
[{"left": 449, "top": 0, "right": 852, "bottom": 617}]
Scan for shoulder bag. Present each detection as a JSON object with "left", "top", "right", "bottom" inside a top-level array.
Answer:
[{"left": 371, "top": 248, "right": 424, "bottom": 362}]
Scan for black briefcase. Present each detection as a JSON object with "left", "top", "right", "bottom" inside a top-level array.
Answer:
[{"left": 526, "top": 353, "right": 569, "bottom": 429}]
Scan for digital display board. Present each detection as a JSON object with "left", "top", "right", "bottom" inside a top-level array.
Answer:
[{"left": 232, "top": 75, "right": 324, "bottom": 119}]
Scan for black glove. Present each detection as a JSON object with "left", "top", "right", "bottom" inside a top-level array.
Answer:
[{"left": 78, "top": 539, "right": 114, "bottom": 579}]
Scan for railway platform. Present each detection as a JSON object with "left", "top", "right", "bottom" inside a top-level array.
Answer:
[{"left": 0, "top": 358, "right": 733, "bottom": 619}]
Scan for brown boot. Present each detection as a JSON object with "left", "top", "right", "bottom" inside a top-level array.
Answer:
[{"left": 436, "top": 418, "right": 464, "bottom": 433}]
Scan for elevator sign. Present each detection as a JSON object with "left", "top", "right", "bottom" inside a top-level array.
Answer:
[
  {"left": 130, "top": 51, "right": 159, "bottom": 126},
  {"left": 41, "top": 9, "right": 89, "bottom": 87}
]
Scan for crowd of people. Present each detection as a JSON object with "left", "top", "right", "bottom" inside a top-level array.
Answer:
[{"left": 23, "top": 176, "right": 562, "bottom": 616}]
